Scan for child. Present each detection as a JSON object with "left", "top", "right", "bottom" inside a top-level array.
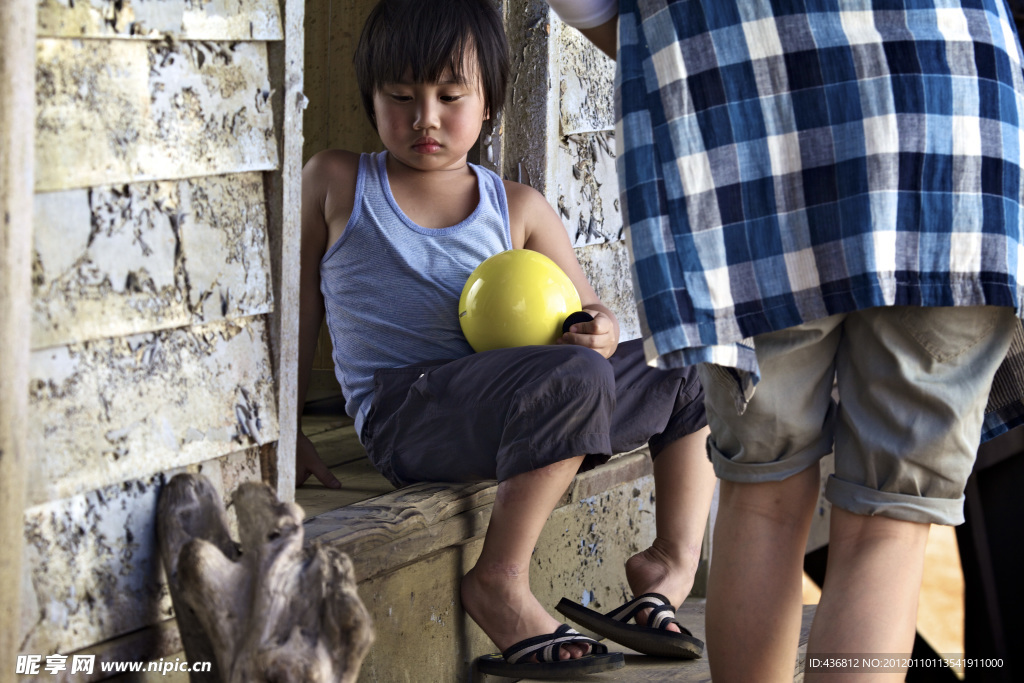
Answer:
[{"left": 297, "top": 0, "right": 716, "bottom": 677}]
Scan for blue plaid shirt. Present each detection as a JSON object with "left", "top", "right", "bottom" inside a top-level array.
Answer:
[{"left": 616, "top": 0, "right": 1024, "bottom": 417}]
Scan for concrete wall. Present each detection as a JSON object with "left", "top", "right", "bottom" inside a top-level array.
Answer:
[{"left": 4, "top": 0, "right": 305, "bottom": 677}]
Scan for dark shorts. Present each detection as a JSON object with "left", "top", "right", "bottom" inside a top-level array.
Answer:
[{"left": 361, "top": 339, "right": 707, "bottom": 487}]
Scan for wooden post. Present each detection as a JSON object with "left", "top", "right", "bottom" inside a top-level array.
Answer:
[
  {"left": 266, "top": 0, "right": 304, "bottom": 500},
  {"left": 158, "top": 474, "right": 373, "bottom": 682},
  {"left": 0, "top": 0, "right": 35, "bottom": 679}
]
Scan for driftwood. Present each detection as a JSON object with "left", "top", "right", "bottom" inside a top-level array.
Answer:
[{"left": 157, "top": 473, "right": 373, "bottom": 682}]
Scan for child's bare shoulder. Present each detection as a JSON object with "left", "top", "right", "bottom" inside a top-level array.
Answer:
[
  {"left": 502, "top": 178, "right": 562, "bottom": 247},
  {"left": 502, "top": 178, "right": 545, "bottom": 207},
  {"left": 304, "top": 149, "right": 361, "bottom": 189},
  {"left": 303, "top": 149, "right": 362, "bottom": 222}
]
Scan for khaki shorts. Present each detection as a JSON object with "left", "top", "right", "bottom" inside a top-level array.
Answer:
[{"left": 698, "top": 306, "right": 1018, "bottom": 525}]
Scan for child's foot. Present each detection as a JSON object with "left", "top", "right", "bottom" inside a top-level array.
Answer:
[
  {"left": 624, "top": 537, "right": 701, "bottom": 631},
  {"left": 462, "top": 565, "right": 590, "bottom": 661}
]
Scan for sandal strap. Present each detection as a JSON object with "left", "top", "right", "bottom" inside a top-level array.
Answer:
[
  {"left": 607, "top": 592, "right": 693, "bottom": 635},
  {"left": 502, "top": 623, "right": 608, "bottom": 664}
]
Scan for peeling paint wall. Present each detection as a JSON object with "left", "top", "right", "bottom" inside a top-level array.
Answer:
[
  {"left": 500, "top": 2, "right": 637, "bottom": 337},
  {"left": 28, "top": 318, "right": 278, "bottom": 506},
  {"left": 33, "top": 173, "right": 273, "bottom": 347},
  {"left": 22, "top": 0, "right": 296, "bottom": 672},
  {"left": 35, "top": 39, "right": 278, "bottom": 192},
  {"left": 37, "top": 0, "right": 283, "bottom": 41},
  {"left": 555, "top": 26, "right": 619, "bottom": 247},
  {"left": 20, "top": 447, "right": 261, "bottom": 657}
]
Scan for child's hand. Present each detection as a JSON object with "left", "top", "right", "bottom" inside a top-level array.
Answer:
[
  {"left": 560, "top": 309, "right": 618, "bottom": 358},
  {"left": 297, "top": 431, "right": 342, "bottom": 489}
]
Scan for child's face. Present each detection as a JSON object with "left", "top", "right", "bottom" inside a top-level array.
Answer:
[{"left": 373, "top": 55, "right": 488, "bottom": 174}]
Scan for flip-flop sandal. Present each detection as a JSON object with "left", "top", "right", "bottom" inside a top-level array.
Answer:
[
  {"left": 556, "top": 592, "right": 704, "bottom": 659},
  {"left": 475, "top": 623, "right": 625, "bottom": 679}
]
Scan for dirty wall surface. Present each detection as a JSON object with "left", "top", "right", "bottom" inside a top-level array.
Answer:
[{"left": 21, "top": 0, "right": 291, "bottom": 668}]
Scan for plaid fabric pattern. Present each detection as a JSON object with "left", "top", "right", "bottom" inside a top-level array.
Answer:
[{"left": 616, "top": 0, "right": 1024, "bottom": 395}]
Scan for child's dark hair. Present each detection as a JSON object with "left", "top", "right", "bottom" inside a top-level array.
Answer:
[{"left": 355, "top": 0, "right": 509, "bottom": 129}]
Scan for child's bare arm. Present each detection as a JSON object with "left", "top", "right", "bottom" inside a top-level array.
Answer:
[
  {"left": 296, "top": 151, "right": 358, "bottom": 488},
  {"left": 506, "top": 180, "right": 620, "bottom": 358}
]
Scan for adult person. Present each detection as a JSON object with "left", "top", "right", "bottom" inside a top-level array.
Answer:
[{"left": 546, "top": 1, "right": 1024, "bottom": 680}]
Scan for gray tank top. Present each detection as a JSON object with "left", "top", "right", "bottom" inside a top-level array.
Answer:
[{"left": 320, "top": 152, "right": 513, "bottom": 440}]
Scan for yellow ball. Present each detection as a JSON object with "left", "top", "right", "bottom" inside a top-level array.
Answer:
[{"left": 459, "top": 249, "right": 582, "bottom": 352}]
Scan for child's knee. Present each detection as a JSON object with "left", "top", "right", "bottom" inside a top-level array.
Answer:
[{"left": 552, "top": 345, "right": 615, "bottom": 392}]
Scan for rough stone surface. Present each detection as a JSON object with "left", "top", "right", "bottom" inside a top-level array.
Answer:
[{"left": 35, "top": 38, "right": 278, "bottom": 192}]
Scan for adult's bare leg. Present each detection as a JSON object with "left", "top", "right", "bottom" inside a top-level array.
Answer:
[
  {"left": 706, "top": 465, "right": 820, "bottom": 682},
  {"left": 806, "top": 508, "right": 929, "bottom": 681},
  {"left": 461, "top": 455, "right": 588, "bottom": 659}
]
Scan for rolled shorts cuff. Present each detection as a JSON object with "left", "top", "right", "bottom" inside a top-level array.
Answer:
[
  {"left": 707, "top": 438, "right": 827, "bottom": 483},
  {"left": 496, "top": 432, "right": 612, "bottom": 483},
  {"left": 825, "top": 475, "right": 965, "bottom": 526}
]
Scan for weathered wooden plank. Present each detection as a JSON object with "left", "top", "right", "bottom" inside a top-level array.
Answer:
[
  {"left": 178, "top": 173, "right": 274, "bottom": 325},
  {"left": 555, "top": 23, "right": 621, "bottom": 247},
  {"left": 556, "top": 130, "right": 621, "bottom": 247},
  {"left": 503, "top": 0, "right": 556, "bottom": 196},
  {"left": 302, "top": 452, "right": 653, "bottom": 582},
  {"left": 1, "top": 0, "right": 36, "bottom": 680},
  {"left": 264, "top": 0, "right": 306, "bottom": 500},
  {"left": 37, "top": 0, "right": 284, "bottom": 41},
  {"left": 31, "top": 173, "right": 273, "bottom": 349},
  {"left": 350, "top": 465, "right": 664, "bottom": 682},
  {"left": 56, "top": 621, "right": 185, "bottom": 683},
  {"left": 300, "top": 410, "right": 354, "bottom": 441},
  {"left": 504, "top": 6, "right": 623, "bottom": 248},
  {"left": 321, "top": 0, "right": 379, "bottom": 155},
  {"left": 302, "top": 0, "right": 332, "bottom": 163},
  {"left": 27, "top": 316, "right": 278, "bottom": 507},
  {"left": 302, "top": 482, "right": 497, "bottom": 556},
  {"left": 31, "top": 184, "right": 187, "bottom": 348},
  {"left": 35, "top": 39, "right": 278, "bottom": 192},
  {"left": 298, "top": 463, "right": 392, "bottom": 517},
  {"left": 20, "top": 448, "right": 262, "bottom": 657}
]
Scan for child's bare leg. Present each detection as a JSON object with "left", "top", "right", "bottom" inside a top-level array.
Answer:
[
  {"left": 806, "top": 508, "right": 929, "bottom": 681},
  {"left": 625, "top": 426, "right": 715, "bottom": 629},
  {"left": 706, "top": 466, "right": 820, "bottom": 683},
  {"left": 461, "top": 455, "right": 588, "bottom": 660}
]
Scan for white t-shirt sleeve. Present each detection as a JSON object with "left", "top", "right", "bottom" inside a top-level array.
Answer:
[{"left": 545, "top": 0, "right": 618, "bottom": 30}]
